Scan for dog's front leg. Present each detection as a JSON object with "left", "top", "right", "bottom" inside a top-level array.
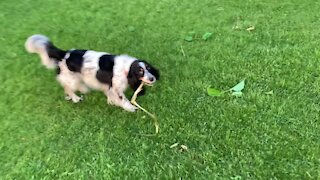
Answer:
[
  {"left": 106, "top": 88, "right": 137, "bottom": 112},
  {"left": 118, "top": 92, "right": 138, "bottom": 112}
]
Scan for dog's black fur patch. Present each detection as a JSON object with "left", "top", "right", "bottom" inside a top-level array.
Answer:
[
  {"left": 65, "top": 50, "right": 87, "bottom": 72},
  {"left": 128, "top": 60, "right": 145, "bottom": 95},
  {"left": 96, "top": 54, "right": 115, "bottom": 85},
  {"left": 99, "top": 54, "right": 115, "bottom": 71},
  {"left": 47, "top": 42, "right": 66, "bottom": 61}
]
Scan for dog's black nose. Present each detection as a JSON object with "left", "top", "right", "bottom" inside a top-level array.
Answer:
[{"left": 149, "top": 77, "right": 154, "bottom": 82}]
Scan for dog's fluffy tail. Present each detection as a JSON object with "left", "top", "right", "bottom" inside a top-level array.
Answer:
[{"left": 25, "top": 34, "right": 66, "bottom": 69}]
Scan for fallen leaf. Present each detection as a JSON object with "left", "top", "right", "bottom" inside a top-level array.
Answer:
[
  {"left": 180, "top": 145, "right": 188, "bottom": 151},
  {"left": 170, "top": 143, "right": 179, "bottom": 148},
  {"left": 207, "top": 88, "right": 224, "bottom": 97},
  {"left": 184, "top": 36, "right": 193, "bottom": 42},
  {"left": 202, "top": 32, "right": 213, "bottom": 41},
  {"left": 265, "top": 90, "right": 274, "bottom": 95},
  {"left": 230, "top": 80, "right": 245, "bottom": 92}
]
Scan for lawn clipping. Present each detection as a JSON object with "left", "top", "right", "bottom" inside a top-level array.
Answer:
[{"left": 130, "top": 82, "right": 159, "bottom": 134}]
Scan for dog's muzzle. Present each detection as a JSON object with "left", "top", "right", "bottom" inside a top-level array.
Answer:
[{"left": 140, "top": 74, "right": 156, "bottom": 86}]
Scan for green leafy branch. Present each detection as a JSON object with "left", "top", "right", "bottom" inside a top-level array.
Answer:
[
  {"left": 184, "top": 32, "right": 213, "bottom": 42},
  {"left": 207, "top": 80, "right": 245, "bottom": 97}
]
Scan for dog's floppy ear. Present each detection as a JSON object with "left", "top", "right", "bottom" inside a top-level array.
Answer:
[
  {"left": 128, "top": 61, "right": 145, "bottom": 95},
  {"left": 128, "top": 61, "right": 139, "bottom": 88}
]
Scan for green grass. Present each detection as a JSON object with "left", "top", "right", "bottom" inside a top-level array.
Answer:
[{"left": 1, "top": 0, "right": 320, "bottom": 179}]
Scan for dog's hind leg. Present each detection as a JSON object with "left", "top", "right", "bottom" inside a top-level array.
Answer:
[{"left": 56, "top": 60, "right": 83, "bottom": 103}]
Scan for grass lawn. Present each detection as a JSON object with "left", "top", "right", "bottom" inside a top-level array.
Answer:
[{"left": 1, "top": 0, "right": 320, "bottom": 179}]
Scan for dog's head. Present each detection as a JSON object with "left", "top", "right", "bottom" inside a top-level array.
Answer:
[{"left": 128, "top": 60, "right": 159, "bottom": 88}]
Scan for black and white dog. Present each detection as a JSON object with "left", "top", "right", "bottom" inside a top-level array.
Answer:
[{"left": 25, "top": 34, "right": 159, "bottom": 112}]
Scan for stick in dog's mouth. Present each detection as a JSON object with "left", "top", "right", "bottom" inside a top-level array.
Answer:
[
  {"left": 130, "top": 82, "right": 159, "bottom": 134},
  {"left": 140, "top": 79, "right": 154, "bottom": 86},
  {"left": 144, "top": 83, "right": 154, "bottom": 86}
]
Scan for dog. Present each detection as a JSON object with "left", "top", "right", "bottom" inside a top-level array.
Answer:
[{"left": 25, "top": 34, "right": 159, "bottom": 112}]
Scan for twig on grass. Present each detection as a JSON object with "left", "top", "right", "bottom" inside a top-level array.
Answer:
[{"left": 180, "top": 45, "right": 186, "bottom": 57}]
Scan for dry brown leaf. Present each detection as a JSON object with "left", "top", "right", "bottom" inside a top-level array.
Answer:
[
  {"left": 246, "top": 26, "right": 255, "bottom": 31},
  {"left": 180, "top": 145, "right": 188, "bottom": 151},
  {"left": 170, "top": 143, "right": 179, "bottom": 148}
]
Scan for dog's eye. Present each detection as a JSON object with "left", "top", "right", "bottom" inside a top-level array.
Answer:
[{"left": 139, "top": 68, "right": 144, "bottom": 75}]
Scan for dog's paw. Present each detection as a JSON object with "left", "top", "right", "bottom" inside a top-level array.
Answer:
[
  {"left": 107, "top": 98, "right": 115, "bottom": 105},
  {"left": 125, "top": 106, "right": 138, "bottom": 112},
  {"left": 123, "top": 102, "right": 138, "bottom": 112},
  {"left": 65, "top": 95, "right": 72, "bottom": 101},
  {"left": 72, "top": 95, "right": 83, "bottom": 103}
]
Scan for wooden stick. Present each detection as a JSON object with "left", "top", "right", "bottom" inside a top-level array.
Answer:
[
  {"left": 131, "top": 82, "right": 159, "bottom": 134},
  {"left": 180, "top": 45, "right": 186, "bottom": 57}
]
